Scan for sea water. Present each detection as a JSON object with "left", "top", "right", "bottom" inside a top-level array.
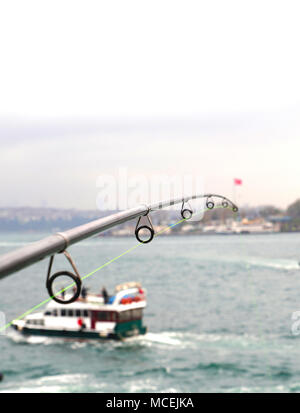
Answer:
[{"left": 0, "top": 232, "right": 300, "bottom": 393}]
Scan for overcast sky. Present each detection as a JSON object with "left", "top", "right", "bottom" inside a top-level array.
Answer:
[{"left": 0, "top": 1, "right": 300, "bottom": 210}]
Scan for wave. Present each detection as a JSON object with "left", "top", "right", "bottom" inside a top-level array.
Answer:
[
  {"left": 213, "top": 255, "right": 300, "bottom": 271},
  {"left": 0, "top": 373, "right": 96, "bottom": 393},
  {"left": 7, "top": 329, "right": 262, "bottom": 350},
  {"left": 138, "top": 331, "right": 260, "bottom": 347},
  {"left": 137, "top": 332, "right": 182, "bottom": 346},
  {"left": 6, "top": 330, "right": 67, "bottom": 346},
  {"left": 126, "top": 380, "right": 179, "bottom": 393},
  {"left": 113, "top": 330, "right": 268, "bottom": 355},
  {"left": 245, "top": 258, "right": 300, "bottom": 271},
  {"left": 223, "top": 382, "right": 300, "bottom": 393}
]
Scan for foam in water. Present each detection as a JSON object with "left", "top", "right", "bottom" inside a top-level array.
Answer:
[
  {"left": 214, "top": 254, "right": 299, "bottom": 271},
  {"left": 7, "top": 329, "right": 263, "bottom": 351},
  {"left": 246, "top": 257, "right": 299, "bottom": 271},
  {"left": 140, "top": 332, "right": 182, "bottom": 346},
  {"left": 0, "top": 374, "right": 94, "bottom": 393}
]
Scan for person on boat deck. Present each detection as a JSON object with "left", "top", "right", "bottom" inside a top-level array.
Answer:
[
  {"left": 81, "top": 286, "right": 88, "bottom": 299},
  {"left": 102, "top": 286, "right": 109, "bottom": 304},
  {"left": 77, "top": 318, "right": 86, "bottom": 329}
]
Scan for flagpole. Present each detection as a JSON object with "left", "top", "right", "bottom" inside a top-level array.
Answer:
[
  {"left": 233, "top": 180, "right": 236, "bottom": 205},
  {"left": 233, "top": 181, "right": 235, "bottom": 205}
]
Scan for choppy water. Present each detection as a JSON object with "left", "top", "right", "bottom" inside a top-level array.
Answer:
[{"left": 1, "top": 232, "right": 300, "bottom": 393}]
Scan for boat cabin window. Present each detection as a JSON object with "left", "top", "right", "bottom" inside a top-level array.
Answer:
[
  {"left": 118, "top": 311, "right": 128, "bottom": 322},
  {"left": 117, "top": 309, "right": 143, "bottom": 322},
  {"left": 44, "top": 309, "right": 90, "bottom": 317},
  {"left": 96, "top": 311, "right": 111, "bottom": 321},
  {"left": 61, "top": 309, "right": 89, "bottom": 317},
  {"left": 93, "top": 311, "right": 116, "bottom": 322},
  {"left": 26, "top": 319, "right": 44, "bottom": 325},
  {"left": 132, "top": 309, "right": 143, "bottom": 319}
]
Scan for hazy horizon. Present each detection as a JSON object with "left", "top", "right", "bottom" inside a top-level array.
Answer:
[
  {"left": 1, "top": 110, "right": 300, "bottom": 211},
  {"left": 1, "top": 1, "right": 300, "bottom": 210}
]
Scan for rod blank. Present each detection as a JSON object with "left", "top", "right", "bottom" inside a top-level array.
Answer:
[
  {"left": 0, "top": 194, "right": 237, "bottom": 280},
  {"left": 0, "top": 206, "right": 147, "bottom": 280}
]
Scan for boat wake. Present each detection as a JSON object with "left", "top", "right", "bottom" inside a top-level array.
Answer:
[
  {"left": 8, "top": 328, "right": 287, "bottom": 356},
  {"left": 120, "top": 330, "right": 264, "bottom": 351},
  {"left": 0, "top": 373, "right": 97, "bottom": 393},
  {"left": 6, "top": 330, "right": 85, "bottom": 346},
  {"left": 244, "top": 257, "right": 299, "bottom": 271},
  {"left": 7, "top": 329, "right": 261, "bottom": 349},
  {"left": 215, "top": 255, "right": 300, "bottom": 271}
]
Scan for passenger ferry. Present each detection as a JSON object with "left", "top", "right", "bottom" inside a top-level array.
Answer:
[{"left": 12, "top": 282, "right": 147, "bottom": 340}]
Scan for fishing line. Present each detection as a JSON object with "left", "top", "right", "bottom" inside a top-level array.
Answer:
[{"left": 0, "top": 205, "right": 232, "bottom": 333}]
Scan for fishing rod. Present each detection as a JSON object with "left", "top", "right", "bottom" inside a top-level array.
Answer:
[{"left": 0, "top": 193, "right": 238, "bottom": 304}]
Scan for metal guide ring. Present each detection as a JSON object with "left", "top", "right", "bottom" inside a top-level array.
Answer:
[
  {"left": 206, "top": 197, "right": 215, "bottom": 210},
  {"left": 46, "top": 251, "right": 82, "bottom": 304},
  {"left": 181, "top": 201, "right": 193, "bottom": 220},
  {"left": 135, "top": 214, "right": 154, "bottom": 244}
]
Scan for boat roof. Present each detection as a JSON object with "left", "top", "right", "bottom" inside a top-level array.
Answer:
[
  {"left": 46, "top": 300, "right": 146, "bottom": 312},
  {"left": 46, "top": 284, "right": 146, "bottom": 311}
]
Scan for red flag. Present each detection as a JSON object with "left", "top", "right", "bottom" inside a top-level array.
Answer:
[{"left": 234, "top": 178, "right": 242, "bottom": 185}]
